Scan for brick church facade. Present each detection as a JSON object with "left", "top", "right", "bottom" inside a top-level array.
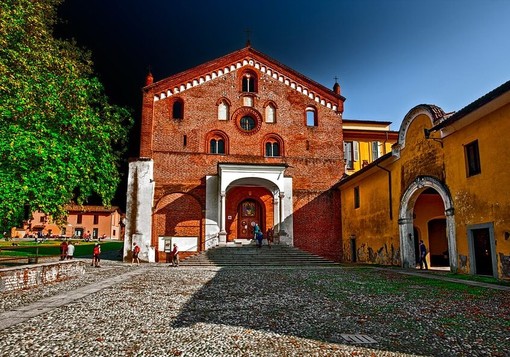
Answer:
[{"left": 124, "top": 45, "right": 346, "bottom": 262}]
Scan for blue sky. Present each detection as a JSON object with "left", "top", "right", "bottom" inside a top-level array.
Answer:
[{"left": 59, "top": 0, "right": 510, "bottom": 131}]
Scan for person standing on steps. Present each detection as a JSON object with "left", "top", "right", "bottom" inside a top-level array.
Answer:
[
  {"left": 266, "top": 228, "right": 274, "bottom": 249},
  {"left": 254, "top": 223, "right": 263, "bottom": 248},
  {"left": 419, "top": 240, "right": 428, "bottom": 270}
]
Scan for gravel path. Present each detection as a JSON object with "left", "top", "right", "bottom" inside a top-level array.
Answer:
[{"left": 0, "top": 259, "right": 509, "bottom": 357}]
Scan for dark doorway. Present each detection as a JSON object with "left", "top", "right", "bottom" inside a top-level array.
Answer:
[
  {"left": 428, "top": 219, "right": 449, "bottom": 267},
  {"left": 350, "top": 237, "right": 357, "bottom": 263},
  {"left": 472, "top": 228, "right": 493, "bottom": 276}
]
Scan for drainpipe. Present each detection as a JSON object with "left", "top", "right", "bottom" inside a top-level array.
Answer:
[{"left": 375, "top": 163, "right": 393, "bottom": 220}]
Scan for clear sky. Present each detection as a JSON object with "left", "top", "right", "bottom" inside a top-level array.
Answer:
[{"left": 58, "top": 0, "right": 510, "bottom": 132}]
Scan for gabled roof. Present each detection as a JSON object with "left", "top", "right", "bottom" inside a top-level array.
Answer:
[
  {"left": 66, "top": 204, "right": 121, "bottom": 214},
  {"left": 146, "top": 45, "right": 345, "bottom": 113},
  {"left": 432, "top": 80, "right": 510, "bottom": 131}
]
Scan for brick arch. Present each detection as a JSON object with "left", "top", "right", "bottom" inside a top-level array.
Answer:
[
  {"left": 205, "top": 130, "right": 229, "bottom": 154},
  {"left": 239, "top": 68, "right": 258, "bottom": 93},
  {"left": 262, "top": 133, "right": 284, "bottom": 157},
  {"left": 153, "top": 192, "right": 203, "bottom": 255},
  {"left": 225, "top": 186, "right": 274, "bottom": 241}
]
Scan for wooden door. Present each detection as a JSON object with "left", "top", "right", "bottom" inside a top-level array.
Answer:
[{"left": 237, "top": 199, "right": 261, "bottom": 239}]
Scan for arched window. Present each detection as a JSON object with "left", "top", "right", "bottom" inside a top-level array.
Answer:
[
  {"left": 265, "top": 142, "right": 280, "bottom": 157},
  {"left": 240, "top": 70, "right": 258, "bottom": 93},
  {"left": 210, "top": 138, "right": 225, "bottom": 154},
  {"left": 206, "top": 131, "right": 229, "bottom": 154},
  {"left": 172, "top": 99, "right": 184, "bottom": 119},
  {"left": 217, "top": 98, "right": 230, "bottom": 121},
  {"left": 264, "top": 134, "right": 283, "bottom": 157},
  {"left": 306, "top": 106, "right": 317, "bottom": 127},
  {"left": 264, "top": 102, "right": 276, "bottom": 123}
]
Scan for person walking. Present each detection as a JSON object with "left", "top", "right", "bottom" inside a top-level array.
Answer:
[
  {"left": 132, "top": 243, "right": 141, "bottom": 265},
  {"left": 60, "top": 240, "right": 68, "bottom": 261},
  {"left": 66, "top": 241, "right": 75, "bottom": 259},
  {"left": 419, "top": 240, "right": 428, "bottom": 270},
  {"left": 92, "top": 243, "right": 101, "bottom": 267},
  {"left": 171, "top": 243, "right": 179, "bottom": 267}
]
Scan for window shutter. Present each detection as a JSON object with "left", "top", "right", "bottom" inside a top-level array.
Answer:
[
  {"left": 353, "top": 141, "right": 359, "bottom": 161},
  {"left": 343, "top": 142, "right": 350, "bottom": 160}
]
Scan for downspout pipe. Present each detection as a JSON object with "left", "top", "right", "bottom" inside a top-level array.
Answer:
[{"left": 375, "top": 163, "right": 393, "bottom": 220}]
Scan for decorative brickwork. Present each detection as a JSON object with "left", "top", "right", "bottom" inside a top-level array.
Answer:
[{"left": 129, "top": 46, "right": 346, "bottom": 262}]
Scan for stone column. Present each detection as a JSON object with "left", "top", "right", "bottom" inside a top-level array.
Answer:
[
  {"left": 445, "top": 208, "right": 457, "bottom": 273},
  {"left": 218, "top": 191, "right": 227, "bottom": 244},
  {"left": 398, "top": 217, "right": 414, "bottom": 269},
  {"left": 278, "top": 192, "right": 285, "bottom": 236}
]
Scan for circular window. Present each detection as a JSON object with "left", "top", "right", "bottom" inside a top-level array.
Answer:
[
  {"left": 240, "top": 116, "right": 256, "bottom": 131},
  {"left": 232, "top": 107, "right": 262, "bottom": 135}
]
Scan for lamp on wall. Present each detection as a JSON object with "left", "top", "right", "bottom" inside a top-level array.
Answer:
[{"left": 424, "top": 128, "right": 443, "bottom": 147}]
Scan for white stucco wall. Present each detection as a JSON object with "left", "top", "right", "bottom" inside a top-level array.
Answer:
[{"left": 124, "top": 160, "right": 155, "bottom": 262}]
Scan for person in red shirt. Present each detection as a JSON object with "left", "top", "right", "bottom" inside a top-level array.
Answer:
[
  {"left": 92, "top": 243, "right": 101, "bottom": 267},
  {"left": 132, "top": 243, "right": 141, "bottom": 265},
  {"left": 60, "top": 240, "right": 68, "bottom": 261},
  {"left": 171, "top": 243, "right": 179, "bottom": 267}
]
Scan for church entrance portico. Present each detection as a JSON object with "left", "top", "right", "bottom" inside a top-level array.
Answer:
[{"left": 213, "top": 164, "right": 293, "bottom": 246}]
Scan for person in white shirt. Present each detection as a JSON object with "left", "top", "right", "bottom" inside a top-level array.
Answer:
[{"left": 67, "top": 242, "right": 75, "bottom": 259}]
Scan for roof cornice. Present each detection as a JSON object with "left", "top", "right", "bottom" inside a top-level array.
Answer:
[{"left": 146, "top": 46, "right": 345, "bottom": 113}]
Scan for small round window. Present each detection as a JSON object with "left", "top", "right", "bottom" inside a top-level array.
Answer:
[
  {"left": 240, "top": 116, "right": 256, "bottom": 131},
  {"left": 232, "top": 107, "right": 262, "bottom": 135}
]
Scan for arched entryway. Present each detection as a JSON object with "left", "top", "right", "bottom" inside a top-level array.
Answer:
[
  {"left": 153, "top": 192, "right": 203, "bottom": 262},
  {"left": 225, "top": 184, "right": 273, "bottom": 242},
  {"left": 399, "top": 176, "right": 457, "bottom": 272}
]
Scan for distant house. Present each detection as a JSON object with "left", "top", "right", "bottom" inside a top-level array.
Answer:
[{"left": 12, "top": 205, "right": 124, "bottom": 240}]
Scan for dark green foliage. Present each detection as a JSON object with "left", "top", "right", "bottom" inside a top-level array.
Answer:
[{"left": 0, "top": 0, "right": 133, "bottom": 230}]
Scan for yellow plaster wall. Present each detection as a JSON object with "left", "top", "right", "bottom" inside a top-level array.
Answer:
[
  {"left": 443, "top": 103, "right": 510, "bottom": 277},
  {"left": 341, "top": 168, "right": 400, "bottom": 264}
]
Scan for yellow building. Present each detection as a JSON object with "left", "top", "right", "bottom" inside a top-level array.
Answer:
[
  {"left": 339, "top": 80, "right": 510, "bottom": 280},
  {"left": 342, "top": 119, "right": 398, "bottom": 174}
]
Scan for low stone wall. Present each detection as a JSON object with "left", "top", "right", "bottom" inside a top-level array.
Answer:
[{"left": 0, "top": 260, "right": 86, "bottom": 292}]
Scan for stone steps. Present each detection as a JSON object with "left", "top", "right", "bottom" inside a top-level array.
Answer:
[{"left": 179, "top": 244, "right": 338, "bottom": 267}]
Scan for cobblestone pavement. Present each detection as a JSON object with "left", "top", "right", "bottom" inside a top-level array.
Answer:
[{"left": 0, "top": 257, "right": 509, "bottom": 357}]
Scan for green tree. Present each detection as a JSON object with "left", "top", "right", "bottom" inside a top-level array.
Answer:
[{"left": 0, "top": 0, "right": 133, "bottom": 230}]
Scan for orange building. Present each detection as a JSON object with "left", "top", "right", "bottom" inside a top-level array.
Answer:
[{"left": 12, "top": 205, "right": 123, "bottom": 240}]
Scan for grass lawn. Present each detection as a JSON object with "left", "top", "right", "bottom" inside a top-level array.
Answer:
[{"left": 0, "top": 240, "right": 124, "bottom": 257}]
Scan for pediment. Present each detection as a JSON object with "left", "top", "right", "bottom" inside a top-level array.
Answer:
[{"left": 148, "top": 47, "right": 344, "bottom": 114}]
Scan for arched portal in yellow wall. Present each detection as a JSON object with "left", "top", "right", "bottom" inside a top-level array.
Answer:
[{"left": 398, "top": 176, "right": 457, "bottom": 272}]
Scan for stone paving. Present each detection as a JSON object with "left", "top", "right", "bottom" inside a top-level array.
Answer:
[{"left": 0, "top": 256, "right": 509, "bottom": 357}]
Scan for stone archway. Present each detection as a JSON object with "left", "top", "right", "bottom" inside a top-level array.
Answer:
[{"left": 398, "top": 176, "right": 457, "bottom": 272}]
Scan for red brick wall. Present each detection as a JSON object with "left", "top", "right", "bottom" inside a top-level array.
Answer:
[
  {"left": 153, "top": 192, "right": 202, "bottom": 261},
  {"left": 142, "top": 51, "right": 345, "bottom": 260},
  {"left": 293, "top": 189, "right": 342, "bottom": 261}
]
